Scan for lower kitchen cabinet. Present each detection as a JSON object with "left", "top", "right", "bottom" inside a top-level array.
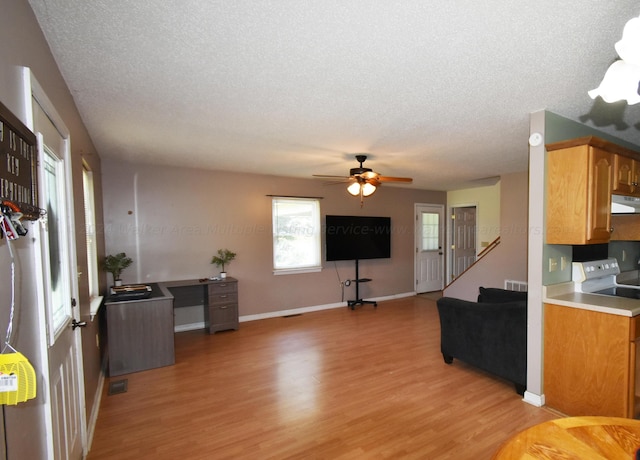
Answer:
[{"left": 544, "top": 303, "right": 640, "bottom": 418}]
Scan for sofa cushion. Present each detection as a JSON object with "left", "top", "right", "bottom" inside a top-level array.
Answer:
[{"left": 478, "top": 287, "right": 527, "bottom": 303}]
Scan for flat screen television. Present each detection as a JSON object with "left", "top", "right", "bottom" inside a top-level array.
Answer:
[{"left": 325, "top": 215, "right": 391, "bottom": 261}]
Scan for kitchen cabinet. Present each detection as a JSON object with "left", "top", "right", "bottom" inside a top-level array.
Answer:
[
  {"left": 613, "top": 153, "right": 640, "bottom": 197},
  {"left": 544, "top": 303, "right": 640, "bottom": 418},
  {"left": 546, "top": 136, "right": 640, "bottom": 245},
  {"left": 611, "top": 214, "right": 640, "bottom": 240},
  {"left": 546, "top": 138, "right": 613, "bottom": 244}
]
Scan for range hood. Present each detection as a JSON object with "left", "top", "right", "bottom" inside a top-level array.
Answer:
[{"left": 612, "top": 194, "right": 640, "bottom": 214}]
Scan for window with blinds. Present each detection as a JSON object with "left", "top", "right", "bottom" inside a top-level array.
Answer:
[{"left": 82, "top": 164, "right": 99, "bottom": 297}]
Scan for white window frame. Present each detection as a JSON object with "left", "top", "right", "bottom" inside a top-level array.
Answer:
[
  {"left": 82, "top": 163, "right": 103, "bottom": 317},
  {"left": 39, "top": 142, "right": 73, "bottom": 342},
  {"left": 272, "top": 197, "right": 322, "bottom": 274}
]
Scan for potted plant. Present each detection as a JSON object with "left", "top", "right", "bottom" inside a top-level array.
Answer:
[
  {"left": 211, "top": 249, "right": 236, "bottom": 279},
  {"left": 102, "top": 252, "right": 133, "bottom": 286}
]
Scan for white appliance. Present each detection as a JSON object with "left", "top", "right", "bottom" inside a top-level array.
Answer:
[{"left": 572, "top": 258, "right": 640, "bottom": 298}]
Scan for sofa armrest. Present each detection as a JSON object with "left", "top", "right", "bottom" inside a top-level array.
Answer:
[{"left": 436, "top": 296, "right": 527, "bottom": 387}]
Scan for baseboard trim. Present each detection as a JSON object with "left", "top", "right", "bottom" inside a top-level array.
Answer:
[
  {"left": 172, "top": 292, "right": 417, "bottom": 331},
  {"left": 239, "top": 291, "right": 416, "bottom": 323},
  {"left": 523, "top": 391, "right": 545, "bottom": 407},
  {"left": 86, "top": 364, "right": 106, "bottom": 452}
]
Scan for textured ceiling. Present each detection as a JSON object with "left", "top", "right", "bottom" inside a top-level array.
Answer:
[{"left": 28, "top": 0, "right": 640, "bottom": 190}]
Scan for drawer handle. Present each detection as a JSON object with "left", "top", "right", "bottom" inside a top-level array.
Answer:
[
  {"left": 220, "top": 305, "right": 229, "bottom": 309},
  {"left": 219, "top": 294, "right": 228, "bottom": 299},
  {"left": 219, "top": 284, "right": 227, "bottom": 288}
]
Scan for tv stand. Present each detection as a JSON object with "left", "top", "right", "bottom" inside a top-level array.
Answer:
[{"left": 347, "top": 259, "right": 377, "bottom": 310}]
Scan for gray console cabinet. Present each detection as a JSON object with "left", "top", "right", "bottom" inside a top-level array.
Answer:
[{"left": 105, "top": 283, "right": 175, "bottom": 376}]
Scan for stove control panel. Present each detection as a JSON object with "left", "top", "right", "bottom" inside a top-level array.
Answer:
[{"left": 572, "top": 258, "right": 620, "bottom": 282}]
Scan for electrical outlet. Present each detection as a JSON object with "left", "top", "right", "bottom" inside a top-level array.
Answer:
[{"left": 549, "top": 257, "right": 558, "bottom": 272}]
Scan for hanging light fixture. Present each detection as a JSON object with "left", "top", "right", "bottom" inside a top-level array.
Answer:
[
  {"left": 347, "top": 179, "right": 377, "bottom": 207},
  {"left": 589, "top": 15, "right": 640, "bottom": 104},
  {"left": 347, "top": 181, "right": 377, "bottom": 197}
]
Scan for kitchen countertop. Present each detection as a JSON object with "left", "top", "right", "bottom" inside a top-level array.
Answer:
[{"left": 543, "top": 282, "right": 640, "bottom": 317}]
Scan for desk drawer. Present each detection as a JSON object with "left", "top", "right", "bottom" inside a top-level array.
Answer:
[
  {"left": 208, "top": 281, "right": 237, "bottom": 296},
  {"left": 206, "top": 280, "right": 238, "bottom": 334},
  {"left": 209, "top": 292, "right": 238, "bottom": 305},
  {"left": 208, "top": 304, "right": 239, "bottom": 333}
]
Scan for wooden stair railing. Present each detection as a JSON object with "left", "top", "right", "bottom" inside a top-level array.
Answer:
[{"left": 444, "top": 236, "right": 500, "bottom": 290}]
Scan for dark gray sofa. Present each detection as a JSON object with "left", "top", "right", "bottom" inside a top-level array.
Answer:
[{"left": 436, "top": 287, "right": 527, "bottom": 394}]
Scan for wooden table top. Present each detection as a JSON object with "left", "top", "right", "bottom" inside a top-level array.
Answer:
[{"left": 492, "top": 416, "right": 640, "bottom": 459}]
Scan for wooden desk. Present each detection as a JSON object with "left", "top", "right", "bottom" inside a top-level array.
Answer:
[
  {"left": 105, "top": 278, "right": 239, "bottom": 376},
  {"left": 492, "top": 416, "right": 640, "bottom": 459},
  {"left": 162, "top": 277, "right": 239, "bottom": 334}
]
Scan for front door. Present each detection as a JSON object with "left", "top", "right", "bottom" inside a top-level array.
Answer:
[
  {"left": 31, "top": 77, "right": 86, "bottom": 460},
  {"left": 451, "top": 206, "right": 477, "bottom": 281},
  {"left": 415, "top": 204, "right": 444, "bottom": 293}
]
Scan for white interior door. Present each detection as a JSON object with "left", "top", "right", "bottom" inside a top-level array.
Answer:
[
  {"left": 451, "top": 206, "right": 477, "bottom": 281},
  {"left": 30, "top": 75, "right": 86, "bottom": 460},
  {"left": 415, "top": 204, "right": 444, "bottom": 293}
]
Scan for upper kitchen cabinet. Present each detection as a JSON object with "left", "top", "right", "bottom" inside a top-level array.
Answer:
[
  {"left": 546, "top": 137, "right": 615, "bottom": 245},
  {"left": 546, "top": 136, "right": 640, "bottom": 245},
  {"left": 613, "top": 153, "right": 640, "bottom": 197}
]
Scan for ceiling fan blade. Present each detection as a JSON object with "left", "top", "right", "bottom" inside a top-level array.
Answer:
[
  {"left": 377, "top": 176, "right": 413, "bottom": 183},
  {"left": 312, "top": 174, "right": 351, "bottom": 180},
  {"left": 324, "top": 179, "right": 356, "bottom": 185},
  {"left": 361, "top": 171, "right": 380, "bottom": 180}
]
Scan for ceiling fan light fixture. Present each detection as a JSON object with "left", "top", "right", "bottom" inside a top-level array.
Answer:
[
  {"left": 315, "top": 154, "right": 410, "bottom": 206},
  {"left": 589, "top": 15, "right": 640, "bottom": 105},
  {"left": 347, "top": 182, "right": 361, "bottom": 196},
  {"left": 346, "top": 181, "right": 377, "bottom": 197},
  {"left": 362, "top": 182, "right": 377, "bottom": 196}
]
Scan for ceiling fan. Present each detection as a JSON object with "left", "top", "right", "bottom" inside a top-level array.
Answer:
[{"left": 313, "top": 155, "right": 413, "bottom": 206}]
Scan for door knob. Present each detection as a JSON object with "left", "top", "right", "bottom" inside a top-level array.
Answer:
[{"left": 71, "top": 319, "right": 87, "bottom": 330}]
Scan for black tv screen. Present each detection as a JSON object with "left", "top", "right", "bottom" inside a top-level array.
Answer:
[{"left": 325, "top": 215, "right": 391, "bottom": 261}]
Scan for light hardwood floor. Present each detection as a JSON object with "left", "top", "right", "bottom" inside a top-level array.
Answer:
[{"left": 88, "top": 295, "right": 558, "bottom": 459}]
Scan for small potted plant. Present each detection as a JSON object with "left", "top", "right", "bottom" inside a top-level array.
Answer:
[
  {"left": 211, "top": 249, "right": 236, "bottom": 279},
  {"left": 102, "top": 252, "right": 133, "bottom": 286}
]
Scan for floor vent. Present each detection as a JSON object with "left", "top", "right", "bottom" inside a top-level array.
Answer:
[
  {"left": 108, "top": 379, "right": 128, "bottom": 395},
  {"left": 505, "top": 280, "right": 528, "bottom": 292}
]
